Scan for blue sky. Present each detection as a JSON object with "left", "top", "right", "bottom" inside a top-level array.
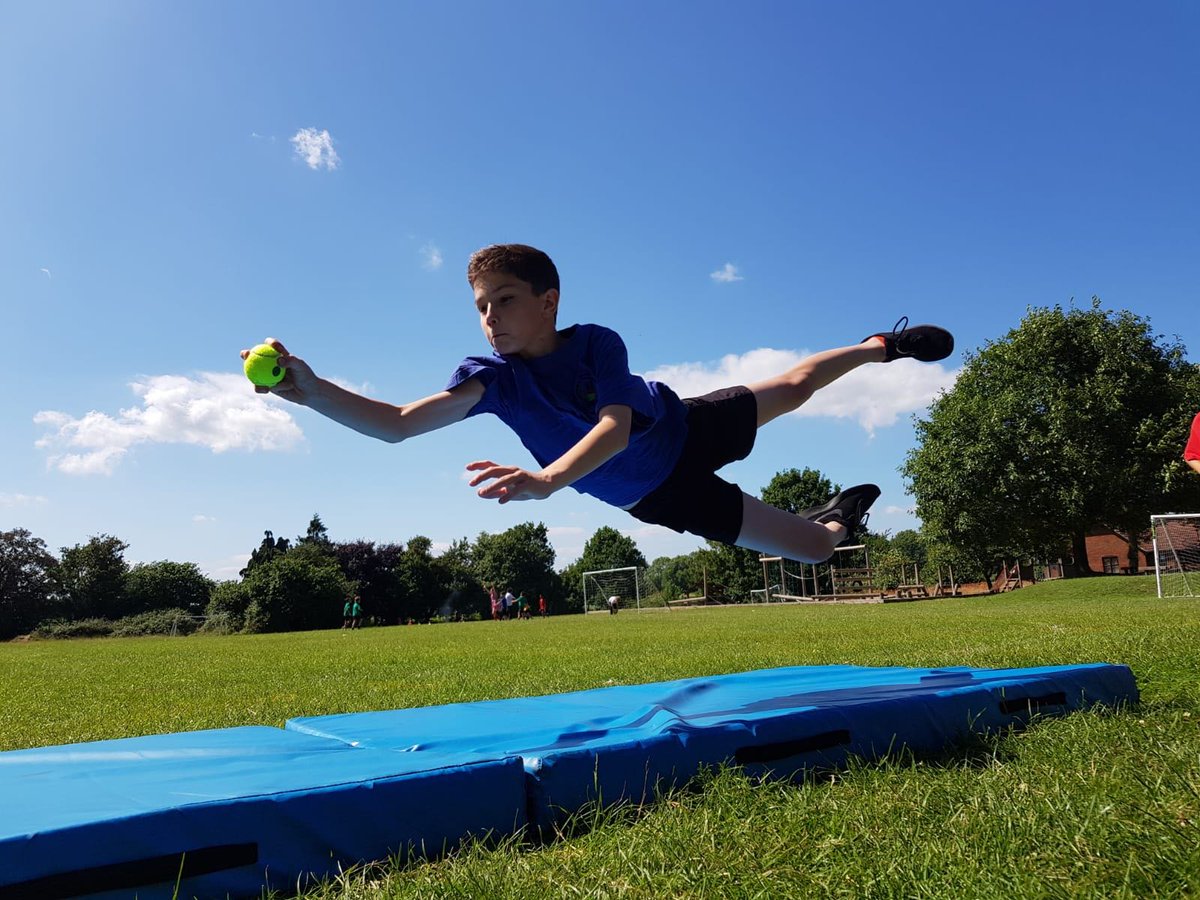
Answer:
[{"left": 3, "top": 2, "right": 1197, "bottom": 580}]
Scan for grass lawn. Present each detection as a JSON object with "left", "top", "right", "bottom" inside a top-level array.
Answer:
[{"left": 2, "top": 576, "right": 1198, "bottom": 897}]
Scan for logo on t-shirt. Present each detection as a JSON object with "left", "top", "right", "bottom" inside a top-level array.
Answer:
[{"left": 575, "top": 376, "right": 597, "bottom": 408}]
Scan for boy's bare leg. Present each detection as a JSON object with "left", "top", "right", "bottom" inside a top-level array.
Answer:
[
  {"left": 735, "top": 493, "right": 846, "bottom": 563},
  {"left": 748, "top": 340, "right": 885, "bottom": 427}
]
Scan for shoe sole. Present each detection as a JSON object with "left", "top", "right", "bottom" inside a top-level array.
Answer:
[
  {"left": 896, "top": 325, "right": 954, "bottom": 362},
  {"left": 799, "top": 484, "right": 881, "bottom": 525}
]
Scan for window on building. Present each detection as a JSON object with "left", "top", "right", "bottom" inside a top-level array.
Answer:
[{"left": 1102, "top": 556, "right": 1119, "bottom": 574}]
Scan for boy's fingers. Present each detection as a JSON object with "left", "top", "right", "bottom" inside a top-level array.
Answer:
[
  {"left": 477, "top": 471, "right": 521, "bottom": 494},
  {"left": 472, "top": 471, "right": 513, "bottom": 490}
]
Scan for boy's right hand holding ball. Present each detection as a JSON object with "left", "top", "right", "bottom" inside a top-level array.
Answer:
[{"left": 240, "top": 338, "right": 317, "bottom": 405}]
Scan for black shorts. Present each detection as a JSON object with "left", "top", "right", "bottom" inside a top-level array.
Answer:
[{"left": 627, "top": 386, "right": 757, "bottom": 545}]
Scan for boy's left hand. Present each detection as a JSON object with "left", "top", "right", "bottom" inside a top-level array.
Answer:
[{"left": 466, "top": 460, "right": 555, "bottom": 503}]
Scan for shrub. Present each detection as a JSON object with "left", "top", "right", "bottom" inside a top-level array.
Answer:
[
  {"left": 32, "top": 618, "right": 115, "bottom": 639},
  {"left": 110, "top": 608, "right": 196, "bottom": 637},
  {"left": 206, "top": 581, "right": 251, "bottom": 632},
  {"left": 197, "top": 612, "right": 238, "bottom": 635}
]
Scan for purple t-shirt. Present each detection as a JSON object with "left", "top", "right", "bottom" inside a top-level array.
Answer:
[{"left": 445, "top": 324, "right": 687, "bottom": 508}]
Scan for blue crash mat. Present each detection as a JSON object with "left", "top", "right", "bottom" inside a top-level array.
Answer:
[
  {"left": 287, "top": 663, "right": 1137, "bottom": 828},
  {"left": 0, "top": 726, "right": 526, "bottom": 900},
  {"left": 0, "top": 664, "right": 1138, "bottom": 898}
]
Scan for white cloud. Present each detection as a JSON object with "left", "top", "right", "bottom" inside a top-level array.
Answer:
[
  {"left": 193, "top": 514, "right": 218, "bottom": 524},
  {"left": 0, "top": 493, "right": 48, "bottom": 508},
  {"left": 420, "top": 242, "right": 444, "bottom": 271},
  {"left": 35, "top": 372, "right": 304, "bottom": 476},
  {"left": 39, "top": 267, "right": 51, "bottom": 279},
  {"left": 204, "top": 553, "right": 251, "bottom": 581},
  {"left": 290, "top": 127, "right": 340, "bottom": 170},
  {"left": 546, "top": 525, "right": 588, "bottom": 564},
  {"left": 710, "top": 263, "right": 743, "bottom": 283},
  {"left": 643, "top": 349, "right": 959, "bottom": 434}
]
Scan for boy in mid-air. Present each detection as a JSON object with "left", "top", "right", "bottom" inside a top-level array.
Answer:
[{"left": 244, "top": 244, "right": 952, "bottom": 563}]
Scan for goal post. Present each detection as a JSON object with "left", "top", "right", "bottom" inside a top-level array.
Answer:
[
  {"left": 582, "top": 566, "right": 642, "bottom": 613},
  {"left": 1151, "top": 514, "right": 1200, "bottom": 598}
]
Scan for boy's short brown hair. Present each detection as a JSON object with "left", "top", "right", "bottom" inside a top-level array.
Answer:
[{"left": 467, "top": 244, "right": 560, "bottom": 296}]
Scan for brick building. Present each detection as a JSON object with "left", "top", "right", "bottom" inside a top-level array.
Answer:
[{"left": 1082, "top": 525, "right": 1154, "bottom": 575}]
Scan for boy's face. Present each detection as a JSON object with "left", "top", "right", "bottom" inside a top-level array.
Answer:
[{"left": 472, "top": 272, "right": 559, "bottom": 358}]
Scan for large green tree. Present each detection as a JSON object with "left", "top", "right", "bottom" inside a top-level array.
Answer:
[
  {"left": 332, "top": 539, "right": 405, "bottom": 622},
  {"left": 694, "top": 541, "right": 762, "bottom": 603},
  {"left": 472, "top": 523, "right": 559, "bottom": 611},
  {"left": 559, "top": 526, "right": 648, "bottom": 611},
  {"left": 904, "top": 301, "right": 1200, "bottom": 575},
  {"left": 643, "top": 553, "right": 706, "bottom": 604},
  {"left": 760, "top": 468, "right": 840, "bottom": 515},
  {"left": 297, "top": 514, "right": 334, "bottom": 554},
  {"left": 58, "top": 535, "right": 130, "bottom": 620},
  {"left": 390, "top": 536, "right": 447, "bottom": 622},
  {"left": 124, "top": 561, "right": 214, "bottom": 615},
  {"left": 0, "top": 528, "right": 60, "bottom": 639},
  {"left": 241, "top": 550, "right": 349, "bottom": 633},
  {"left": 241, "top": 530, "right": 292, "bottom": 577},
  {"left": 435, "top": 537, "right": 486, "bottom": 619}
]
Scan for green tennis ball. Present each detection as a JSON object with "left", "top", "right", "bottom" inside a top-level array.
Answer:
[{"left": 244, "top": 343, "right": 286, "bottom": 387}]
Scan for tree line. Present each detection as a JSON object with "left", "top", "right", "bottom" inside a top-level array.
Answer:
[{"left": 0, "top": 472, "right": 992, "bottom": 641}]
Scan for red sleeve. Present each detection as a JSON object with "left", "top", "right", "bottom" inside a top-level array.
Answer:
[{"left": 1185, "top": 412, "right": 1200, "bottom": 461}]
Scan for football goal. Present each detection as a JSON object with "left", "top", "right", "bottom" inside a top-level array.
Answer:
[
  {"left": 1151, "top": 514, "right": 1200, "bottom": 598},
  {"left": 582, "top": 566, "right": 642, "bottom": 613}
]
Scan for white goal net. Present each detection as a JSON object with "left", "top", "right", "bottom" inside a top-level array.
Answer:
[
  {"left": 1151, "top": 514, "right": 1200, "bottom": 598},
  {"left": 582, "top": 566, "right": 642, "bottom": 613}
]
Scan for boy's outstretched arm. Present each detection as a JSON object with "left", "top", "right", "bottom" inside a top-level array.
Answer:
[
  {"left": 241, "top": 338, "right": 483, "bottom": 443},
  {"left": 467, "top": 404, "right": 632, "bottom": 504}
]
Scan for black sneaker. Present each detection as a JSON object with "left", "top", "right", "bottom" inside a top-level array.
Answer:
[
  {"left": 800, "top": 484, "right": 881, "bottom": 543},
  {"left": 863, "top": 316, "right": 954, "bottom": 362}
]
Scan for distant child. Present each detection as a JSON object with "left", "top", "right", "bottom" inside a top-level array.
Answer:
[
  {"left": 342, "top": 596, "right": 353, "bottom": 629},
  {"left": 1186, "top": 411, "right": 1200, "bottom": 475},
  {"left": 243, "top": 245, "right": 952, "bottom": 562},
  {"left": 538, "top": 594, "right": 547, "bottom": 617},
  {"left": 351, "top": 595, "right": 363, "bottom": 629}
]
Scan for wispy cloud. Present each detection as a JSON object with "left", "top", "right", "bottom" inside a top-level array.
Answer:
[
  {"left": 290, "top": 127, "right": 340, "bottom": 171},
  {"left": 205, "top": 553, "right": 251, "bottom": 580},
  {"left": 420, "top": 242, "right": 444, "bottom": 271},
  {"left": 35, "top": 373, "right": 304, "bottom": 476},
  {"left": 710, "top": 263, "right": 743, "bottom": 283},
  {"left": 644, "top": 349, "right": 959, "bottom": 433},
  {"left": 39, "top": 267, "right": 52, "bottom": 279},
  {"left": 193, "top": 514, "right": 218, "bottom": 524},
  {"left": 547, "top": 525, "right": 588, "bottom": 562},
  {"left": 0, "top": 493, "right": 48, "bottom": 508}
]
